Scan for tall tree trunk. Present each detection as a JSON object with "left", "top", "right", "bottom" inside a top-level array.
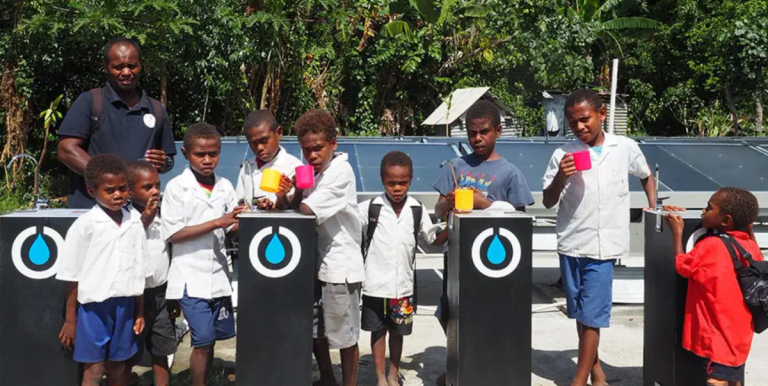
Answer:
[
  {"left": 725, "top": 81, "right": 740, "bottom": 135},
  {"left": 260, "top": 62, "right": 272, "bottom": 110},
  {"left": 160, "top": 73, "right": 168, "bottom": 106},
  {"left": 756, "top": 67, "right": 764, "bottom": 133}
]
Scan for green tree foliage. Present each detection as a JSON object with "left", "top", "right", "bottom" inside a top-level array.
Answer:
[{"left": 0, "top": 0, "right": 766, "bottom": 207}]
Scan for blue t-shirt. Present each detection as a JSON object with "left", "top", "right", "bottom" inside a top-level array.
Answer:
[
  {"left": 432, "top": 154, "right": 535, "bottom": 208},
  {"left": 592, "top": 145, "right": 603, "bottom": 156}
]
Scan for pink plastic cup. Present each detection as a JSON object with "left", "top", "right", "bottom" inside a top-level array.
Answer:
[
  {"left": 572, "top": 150, "right": 592, "bottom": 171},
  {"left": 295, "top": 164, "right": 315, "bottom": 190}
]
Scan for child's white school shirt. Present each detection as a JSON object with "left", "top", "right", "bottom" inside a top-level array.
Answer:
[
  {"left": 56, "top": 206, "right": 149, "bottom": 304},
  {"left": 302, "top": 153, "right": 365, "bottom": 284},
  {"left": 161, "top": 168, "right": 238, "bottom": 300},
  {"left": 542, "top": 133, "right": 651, "bottom": 260},
  {"left": 359, "top": 194, "right": 444, "bottom": 299},
  {"left": 145, "top": 212, "right": 169, "bottom": 289},
  {"left": 235, "top": 146, "right": 304, "bottom": 205}
]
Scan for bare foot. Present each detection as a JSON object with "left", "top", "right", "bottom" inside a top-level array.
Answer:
[
  {"left": 435, "top": 372, "right": 446, "bottom": 386},
  {"left": 387, "top": 372, "right": 401, "bottom": 386},
  {"left": 590, "top": 367, "right": 608, "bottom": 386}
]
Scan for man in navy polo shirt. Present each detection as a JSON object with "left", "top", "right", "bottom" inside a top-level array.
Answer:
[{"left": 58, "top": 37, "right": 177, "bottom": 208}]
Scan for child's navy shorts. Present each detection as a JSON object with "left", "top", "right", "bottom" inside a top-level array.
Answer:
[
  {"left": 180, "top": 289, "right": 235, "bottom": 348},
  {"left": 702, "top": 357, "right": 745, "bottom": 382},
  {"left": 559, "top": 255, "right": 616, "bottom": 328},
  {"left": 74, "top": 297, "right": 138, "bottom": 363}
]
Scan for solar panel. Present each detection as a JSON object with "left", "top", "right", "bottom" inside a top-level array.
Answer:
[
  {"left": 644, "top": 144, "right": 768, "bottom": 191},
  {"left": 158, "top": 138, "right": 768, "bottom": 195},
  {"left": 338, "top": 142, "right": 460, "bottom": 192},
  {"left": 638, "top": 145, "right": 720, "bottom": 192}
]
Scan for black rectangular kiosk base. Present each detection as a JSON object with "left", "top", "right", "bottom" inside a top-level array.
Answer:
[
  {"left": 447, "top": 212, "right": 533, "bottom": 386},
  {"left": 237, "top": 211, "right": 316, "bottom": 385},
  {"left": 0, "top": 209, "right": 86, "bottom": 386},
  {"left": 644, "top": 211, "right": 710, "bottom": 386}
]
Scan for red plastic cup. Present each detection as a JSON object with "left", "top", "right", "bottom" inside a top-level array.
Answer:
[
  {"left": 572, "top": 150, "right": 592, "bottom": 171},
  {"left": 295, "top": 164, "right": 315, "bottom": 190}
]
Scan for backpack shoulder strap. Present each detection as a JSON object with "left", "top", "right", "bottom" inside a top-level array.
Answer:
[
  {"left": 363, "top": 200, "right": 382, "bottom": 257},
  {"left": 89, "top": 88, "right": 104, "bottom": 136},
  {"left": 720, "top": 234, "right": 751, "bottom": 270},
  {"left": 411, "top": 199, "right": 423, "bottom": 246}
]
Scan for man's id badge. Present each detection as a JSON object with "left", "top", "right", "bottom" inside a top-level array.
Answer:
[{"left": 143, "top": 113, "right": 156, "bottom": 128}]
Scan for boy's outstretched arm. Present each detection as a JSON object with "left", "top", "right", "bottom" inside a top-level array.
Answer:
[
  {"left": 639, "top": 174, "right": 657, "bottom": 209},
  {"left": 168, "top": 206, "right": 246, "bottom": 243},
  {"left": 433, "top": 226, "right": 449, "bottom": 246},
  {"left": 435, "top": 192, "right": 454, "bottom": 220},
  {"left": 59, "top": 282, "right": 78, "bottom": 349}
]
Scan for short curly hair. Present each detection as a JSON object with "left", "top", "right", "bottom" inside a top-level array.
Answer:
[
  {"left": 85, "top": 154, "right": 127, "bottom": 189},
  {"left": 294, "top": 110, "right": 337, "bottom": 142},
  {"left": 183, "top": 122, "right": 221, "bottom": 151},
  {"left": 380, "top": 151, "right": 413, "bottom": 179},
  {"left": 465, "top": 100, "right": 501, "bottom": 128},
  {"left": 126, "top": 160, "right": 157, "bottom": 187},
  {"left": 244, "top": 110, "right": 279, "bottom": 132},
  {"left": 717, "top": 187, "right": 759, "bottom": 230},
  {"left": 565, "top": 89, "right": 603, "bottom": 112}
]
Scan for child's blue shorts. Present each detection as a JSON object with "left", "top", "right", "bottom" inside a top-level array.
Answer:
[
  {"left": 74, "top": 297, "right": 138, "bottom": 363},
  {"left": 180, "top": 289, "right": 235, "bottom": 348},
  {"left": 559, "top": 255, "right": 616, "bottom": 328}
]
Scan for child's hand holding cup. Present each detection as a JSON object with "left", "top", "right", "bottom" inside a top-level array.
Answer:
[
  {"left": 454, "top": 188, "right": 473, "bottom": 213},
  {"left": 260, "top": 168, "right": 282, "bottom": 193}
]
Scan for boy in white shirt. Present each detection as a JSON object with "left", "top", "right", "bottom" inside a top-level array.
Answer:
[
  {"left": 235, "top": 110, "right": 303, "bottom": 209},
  {"left": 284, "top": 110, "right": 364, "bottom": 386},
  {"left": 161, "top": 123, "right": 247, "bottom": 386},
  {"left": 542, "top": 89, "right": 656, "bottom": 386},
  {"left": 359, "top": 151, "right": 448, "bottom": 386},
  {"left": 126, "top": 161, "right": 177, "bottom": 386},
  {"left": 56, "top": 154, "right": 149, "bottom": 386}
]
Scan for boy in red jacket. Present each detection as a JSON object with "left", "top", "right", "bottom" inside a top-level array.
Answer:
[{"left": 666, "top": 187, "right": 764, "bottom": 386}]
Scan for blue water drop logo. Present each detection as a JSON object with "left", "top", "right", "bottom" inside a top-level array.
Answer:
[
  {"left": 487, "top": 235, "right": 506, "bottom": 265},
  {"left": 265, "top": 233, "right": 286, "bottom": 264},
  {"left": 29, "top": 233, "right": 51, "bottom": 266}
]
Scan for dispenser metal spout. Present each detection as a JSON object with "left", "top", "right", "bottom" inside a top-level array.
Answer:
[{"left": 6, "top": 154, "right": 49, "bottom": 209}]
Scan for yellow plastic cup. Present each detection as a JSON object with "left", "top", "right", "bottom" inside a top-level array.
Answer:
[
  {"left": 454, "top": 188, "right": 473, "bottom": 212},
  {"left": 260, "top": 168, "right": 282, "bottom": 193}
]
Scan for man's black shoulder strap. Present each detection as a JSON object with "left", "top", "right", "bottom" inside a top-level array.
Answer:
[
  {"left": 363, "top": 200, "right": 382, "bottom": 258},
  {"left": 89, "top": 88, "right": 165, "bottom": 148},
  {"left": 89, "top": 88, "right": 104, "bottom": 136}
]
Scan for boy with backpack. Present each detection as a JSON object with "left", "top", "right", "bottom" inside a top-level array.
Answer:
[
  {"left": 359, "top": 151, "right": 448, "bottom": 386},
  {"left": 665, "top": 187, "right": 765, "bottom": 386}
]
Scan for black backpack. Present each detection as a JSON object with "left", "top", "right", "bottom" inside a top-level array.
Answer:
[
  {"left": 719, "top": 233, "right": 768, "bottom": 334},
  {"left": 89, "top": 87, "right": 165, "bottom": 149},
  {"left": 361, "top": 198, "right": 423, "bottom": 310}
]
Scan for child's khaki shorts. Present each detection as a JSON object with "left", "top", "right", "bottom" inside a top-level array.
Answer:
[{"left": 313, "top": 281, "right": 361, "bottom": 350}]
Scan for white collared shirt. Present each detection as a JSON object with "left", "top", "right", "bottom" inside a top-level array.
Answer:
[
  {"left": 161, "top": 168, "right": 238, "bottom": 300},
  {"left": 359, "top": 194, "right": 444, "bottom": 298},
  {"left": 235, "top": 146, "right": 304, "bottom": 205},
  {"left": 302, "top": 153, "right": 365, "bottom": 284},
  {"left": 145, "top": 213, "right": 169, "bottom": 289},
  {"left": 56, "top": 206, "right": 149, "bottom": 304},
  {"left": 542, "top": 133, "right": 651, "bottom": 260}
]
